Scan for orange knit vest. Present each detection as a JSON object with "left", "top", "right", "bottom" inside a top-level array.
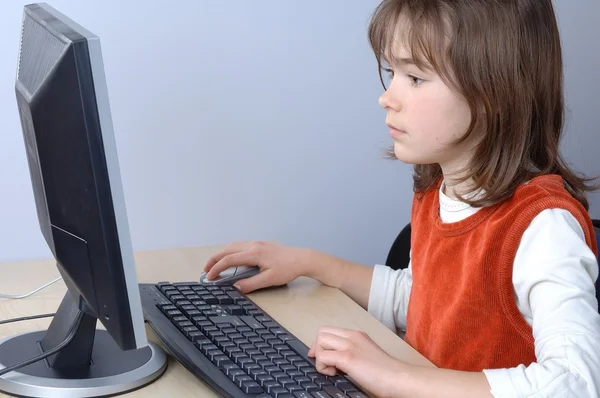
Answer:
[{"left": 403, "top": 174, "right": 598, "bottom": 371}]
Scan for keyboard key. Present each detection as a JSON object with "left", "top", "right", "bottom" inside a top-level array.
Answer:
[
  {"left": 182, "top": 325, "right": 199, "bottom": 335},
  {"left": 214, "top": 336, "right": 230, "bottom": 346},
  {"left": 187, "top": 331, "right": 205, "bottom": 342},
  {"left": 220, "top": 363, "right": 239, "bottom": 375},
  {"left": 216, "top": 295, "right": 234, "bottom": 304},
  {"left": 300, "top": 382, "right": 320, "bottom": 392},
  {"left": 261, "top": 347, "right": 277, "bottom": 356},
  {"left": 271, "top": 386, "right": 289, "bottom": 397},
  {"left": 204, "top": 310, "right": 220, "bottom": 317},
  {"left": 286, "top": 369, "right": 303, "bottom": 377},
  {"left": 347, "top": 393, "right": 369, "bottom": 398},
  {"left": 159, "top": 304, "right": 177, "bottom": 312},
  {"left": 224, "top": 305, "right": 245, "bottom": 315},
  {"left": 166, "top": 310, "right": 182, "bottom": 317},
  {"left": 295, "top": 376, "right": 311, "bottom": 385},
  {"left": 288, "top": 355, "right": 303, "bottom": 364},
  {"left": 247, "top": 349, "right": 262, "bottom": 357},
  {"left": 238, "top": 357, "right": 254, "bottom": 368},
  {"left": 312, "top": 392, "right": 332, "bottom": 398},
  {"left": 273, "top": 358, "right": 289, "bottom": 366},
  {"left": 264, "top": 334, "right": 279, "bottom": 343},
  {"left": 259, "top": 360, "right": 276, "bottom": 370},
  {"left": 287, "top": 384, "right": 303, "bottom": 393},
  {"left": 244, "top": 364, "right": 262, "bottom": 374},
  {"left": 213, "top": 355, "right": 232, "bottom": 367},
  {"left": 292, "top": 392, "right": 311, "bottom": 398},
  {"left": 211, "top": 315, "right": 246, "bottom": 327},
  {"left": 257, "top": 374, "right": 276, "bottom": 385},
  {"left": 194, "top": 337, "right": 212, "bottom": 347},
  {"left": 314, "top": 377, "right": 331, "bottom": 388},
  {"left": 201, "top": 343, "right": 218, "bottom": 356},
  {"left": 250, "top": 337, "right": 266, "bottom": 344},
  {"left": 280, "top": 350, "right": 295, "bottom": 358},
  {"left": 241, "top": 316, "right": 263, "bottom": 330},
  {"left": 242, "top": 380, "right": 263, "bottom": 394},
  {"left": 207, "top": 349, "right": 224, "bottom": 361},
  {"left": 236, "top": 375, "right": 254, "bottom": 387},
  {"left": 235, "top": 339, "right": 250, "bottom": 347},
  {"left": 323, "top": 386, "right": 347, "bottom": 398},
  {"left": 279, "top": 377, "right": 295, "bottom": 388},
  {"left": 231, "top": 351, "right": 247, "bottom": 360},
  {"left": 336, "top": 381, "right": 357, "bottom": 393},
  {"left": 250, "top": 368, "right": 268, "bottom": 379},
  {"left": 203, "top": 296, "right": 219, "bottom": 304},
  {"left": 264, "top": 382, "right": 282, "bottom": 394},
  {"left": 226, "top": 290, "right": 245, "bottom": 301},
  {"left": 267, "top": 353, "right": 281, "bottom": 362},
  {"left": 225, "top": 346, "right": 242, "bottom": 356},
  {"left": 191, "top": 314, "right": 208, "bottom": 322},
  {"left": 237, "top": 326, "right": 252, "bottom": 333},
  {"left": 240, "top": 343, "right": 254, "bottom": 352},
  {"left": 228, "top": 369, "right": 246, "bottom": 382},
  {"left": 296, "top": 361, "right": 312, "bottom": 370}
]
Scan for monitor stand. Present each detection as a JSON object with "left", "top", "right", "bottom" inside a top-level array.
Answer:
[{"left": 0, "top": 291, "right": 167, "bottom": 398}]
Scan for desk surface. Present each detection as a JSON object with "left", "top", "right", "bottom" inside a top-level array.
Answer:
[{"left": 0, "top": 245, "right": 433, "bottom": 397}]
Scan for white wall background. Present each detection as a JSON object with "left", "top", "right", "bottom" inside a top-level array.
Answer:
[{"left": 0, "top": 1, "right": 598, "bottom": 267}]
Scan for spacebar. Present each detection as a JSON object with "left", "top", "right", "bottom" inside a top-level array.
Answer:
[{"left": 285, "top": 338, "right": 315, "bottom": 364}]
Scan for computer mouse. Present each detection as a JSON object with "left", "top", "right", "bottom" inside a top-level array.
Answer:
[{"left": 199, "top": 265, "right": 260, "bottom": 286}]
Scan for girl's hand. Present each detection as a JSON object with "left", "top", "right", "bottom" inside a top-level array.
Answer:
[
  {"left": 203, "top": 241, "right": 318, "bottom": 294},
  {"left": 308, "top": 326, "right": 406, "bottom": 398}
]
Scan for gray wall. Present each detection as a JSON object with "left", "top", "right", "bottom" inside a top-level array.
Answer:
[
  {"left": 0, "top": 0, "right": 411, "bottom": 265},
  {"left": 0, "top": 1, "right": 598, "bottom": 266},
  {"left": 554, "top": 0, "right": 600, "bottom": 214}
]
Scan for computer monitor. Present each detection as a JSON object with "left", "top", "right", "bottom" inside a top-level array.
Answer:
[{"left": 0, "top": 3, "right": 167, "bottom": 397}]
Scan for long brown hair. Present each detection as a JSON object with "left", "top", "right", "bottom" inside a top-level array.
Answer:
[{"left": 368, "top": 0, "right": 598, "bottom": 209}]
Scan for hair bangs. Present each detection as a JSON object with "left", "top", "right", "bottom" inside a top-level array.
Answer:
[{"left": 368, "top": 0, "right": 454, "bottom": 89}]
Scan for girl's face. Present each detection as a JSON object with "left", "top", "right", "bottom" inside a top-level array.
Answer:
[{"left": 378, "top": 45, "right": 482, "bottom": 177}]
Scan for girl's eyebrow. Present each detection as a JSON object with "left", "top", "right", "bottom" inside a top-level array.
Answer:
[{"left": 385, "top": 54, "right": 432, "bottom": 72}]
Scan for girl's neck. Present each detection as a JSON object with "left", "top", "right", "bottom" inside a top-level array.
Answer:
[{"left": 440, "top": 172, "right": 477, "bottom": 201}]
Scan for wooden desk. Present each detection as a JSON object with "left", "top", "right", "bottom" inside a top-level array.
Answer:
[{"left": 0, "top": 245, "right": 433, "bottom": 397}]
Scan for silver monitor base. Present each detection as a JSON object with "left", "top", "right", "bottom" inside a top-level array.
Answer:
[{"left": 0, "top": 330, "right": 167, "bottom": 398}]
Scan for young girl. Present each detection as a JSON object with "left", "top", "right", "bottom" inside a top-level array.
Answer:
[{"left": 204, "top": 0, "right": 600, "bottom": 397}]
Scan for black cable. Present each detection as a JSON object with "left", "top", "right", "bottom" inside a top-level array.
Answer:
[
  {"left": 0, "top": 311, "right": 84, "bottom": 377},
  {"left": 0, "top": 313, "right": 55, "bottom": 325}
]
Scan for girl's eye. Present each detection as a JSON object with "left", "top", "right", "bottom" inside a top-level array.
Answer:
[
  {"left": 409, "top": 75, "right": 424, "bottom": 86},
  {"left": 383, "top": 68, "right": 394, "bottom": 80}
]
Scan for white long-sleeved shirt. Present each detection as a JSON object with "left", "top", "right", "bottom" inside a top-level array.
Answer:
[{"left": 368, "top": 185, "right": 600, "bottom": 397}]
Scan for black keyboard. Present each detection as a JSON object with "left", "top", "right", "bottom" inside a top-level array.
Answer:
[{"left": 139, "top": 282, "right": 369, "bottom": 398}]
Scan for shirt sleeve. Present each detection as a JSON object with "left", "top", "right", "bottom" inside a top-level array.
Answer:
[
  {"left": 367, "top": 256, "right": 413, "bottom": 334},
  {"left": 483, "top": 208, "right": 600, "bottom": 398}
]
